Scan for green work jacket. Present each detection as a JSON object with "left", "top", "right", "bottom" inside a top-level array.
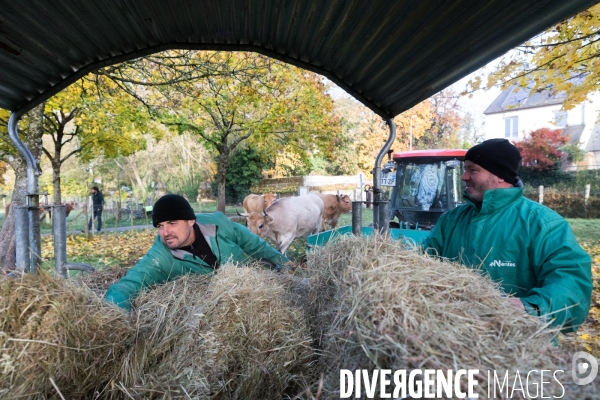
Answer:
[
  {"left": 105, "top": 212, "right": 289, "bottom": 310},
  {"left": 423, "top": 187, "right": 592, "bottom": 333}
]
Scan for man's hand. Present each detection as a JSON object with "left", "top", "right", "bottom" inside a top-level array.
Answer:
[{"left": 508, "top": 297, "right": 525, "bottom": 312}]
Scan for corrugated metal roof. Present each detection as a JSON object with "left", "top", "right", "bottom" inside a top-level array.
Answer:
[{"left": 0, "top": 0, "right": 598, "bottom": 118}]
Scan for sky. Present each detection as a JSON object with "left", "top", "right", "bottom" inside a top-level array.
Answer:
[{"left": 450, "top": 71, "right": 502, "bottom": 131}]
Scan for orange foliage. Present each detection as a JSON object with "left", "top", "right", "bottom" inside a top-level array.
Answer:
[{"left": 514, "top": 128, "right": 568, "bottom": 171}]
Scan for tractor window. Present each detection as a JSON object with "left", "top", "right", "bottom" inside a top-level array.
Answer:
[
  {"left": 391, "top": 162, "right": 450, "bottom": 211},
  {"left": 389, "top": 159, "right": 465, "bottom": 213}
]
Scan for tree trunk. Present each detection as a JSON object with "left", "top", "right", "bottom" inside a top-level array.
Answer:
[
  {"left": 52, "top": 160, "right": 62, "bottom": 204},
  {"left": 217, "top": 153, "right": 229, "bottom": 213},
  {"left": 0, "top": 161, "right": 26, "bottom": 271},
  {"left": 0, "top": 103, "right": 45, "bottom": 272},
  {"left": 217, "top": 170, "right": 227, "bottom": 213}
]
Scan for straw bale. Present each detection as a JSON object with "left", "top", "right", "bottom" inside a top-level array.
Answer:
[
  {"left": 3, "top": 235, "right": 597, "bottom": 399},
  {"left": 0, "top": 271, "right": 135, "bottom": 399},
  {"left": 119, "top": 264, "right": 314, "bottom": 399},
  {"left": 299, "top": 235, "right": 599, "bottom": 399},
  {"left": 78, "top": 265, "right": 129, "bottom": 297}
]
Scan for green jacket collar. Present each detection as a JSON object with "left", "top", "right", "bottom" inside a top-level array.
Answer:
[{"left": 463, "top": 187, "right": 523, "bottom": 215}]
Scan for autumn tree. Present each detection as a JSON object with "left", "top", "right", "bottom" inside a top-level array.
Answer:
[
  {"left": 514, "top": 128, "right": 568, "bottom": 171},
  {"left": 109, "top": 131, "right": 213, "bottom": 202},
  {"left": 108, "top": 51, "right": 337, "bottom": 212},
  {"left": 465, "top": 3, "right": 600, "bottom": 110},
  {"left": 211, "top": 146, "right": 274, "bottom": 204},
  {"left": 413, "top": 90, "right": 464, "bottom": 150},
  {"left": 332, "top": 87, "right": 465, "bottom": 179},
  {"left": 41, "top": 76, "right": 151, "bottom": 204},
  {"left": 331, "top": 97, "right": 434, "bottom": 175}
]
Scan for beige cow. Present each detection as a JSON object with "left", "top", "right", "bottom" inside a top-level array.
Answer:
[
  {"left": 238, "top": 194, "right": 324, "bottom": 255},
  {"left": 242, "top": 193, "right": 277, "bottom": 213},
  {"left": 315, "top": 193, "right": 352, "bottom": 230}
]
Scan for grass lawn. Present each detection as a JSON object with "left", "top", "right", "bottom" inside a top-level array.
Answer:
[{"left": 567, "top": 219, "right": 600, "bottom": 245}]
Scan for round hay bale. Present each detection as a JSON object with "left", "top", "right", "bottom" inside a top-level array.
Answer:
[
  {"left": 299, "top": 235, "right": 599, "bottom": 399},
  {"left": 120, "top": 264, "right": 313, "bottom": 399},
  {"left": 0, "top": 271, "right": 135, "bottom": 399}
]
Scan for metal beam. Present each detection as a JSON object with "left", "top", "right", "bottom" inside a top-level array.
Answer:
[{"left": 372, "top": 117, "right": 395, "bottom": 233}]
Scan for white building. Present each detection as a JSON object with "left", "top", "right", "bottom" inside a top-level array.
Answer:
[{"left": 483, "top": 86, "right": 600, "bottom": 170}]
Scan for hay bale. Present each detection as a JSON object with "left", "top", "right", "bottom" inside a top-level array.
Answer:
[
  {"left": 0, "top": 271, "right": 135, "bottom": 399},
  {"left": 300, "top": 235, "right": 599, "bottom": 399},
  {"left": 78, "top": 266, "right": 129, "bottom": 297},
  {"left": 120, "top": 264, "right": 313, "bottom": 399},
  {"left": 3, "top": 236, "right": 597, "bottom": 399}
]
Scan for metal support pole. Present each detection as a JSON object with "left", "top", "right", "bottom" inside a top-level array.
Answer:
[
  {"left": 372, "top": 118, "right": 396, "bottom": 231},
  {"left": 8, "top": 111, "right": 42, "bottom": 273},
  {"left": 52, "top": 204, "right": 95, "bottom": 276},
  {"left": 53, "top": 205, "right": 68, "bottom": 278},
  {"left": 378, "top": 201, "right": 389, "bottom": 235},
  {"left": 14, "top": 206, "right": 30, "bottom": 272},
  {"left": 352, "top": 201, "right": 362, "bottom": 236},
  {"left": 28, "top": 201, "right": 41, "bottom": 273}
]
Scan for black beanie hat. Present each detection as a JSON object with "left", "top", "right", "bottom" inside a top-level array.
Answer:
[
  {"left": 152, "top": 194, "right": 196, "bottom": 227},
  {"left": 465, "top": 139, "right": 522, "bottom": 184}
]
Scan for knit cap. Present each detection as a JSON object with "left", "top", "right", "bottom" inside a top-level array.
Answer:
[
  {"left": 152, "top": 194, "right": 196, "bottom": 227},
  {"left": 465, "top": 139, "right": 522, "bottom": 184}
]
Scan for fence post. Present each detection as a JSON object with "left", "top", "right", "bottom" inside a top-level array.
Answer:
[
  {"left": 83, "top": 196, "right": 89, "bottom": 236},
  {"left": 352, "top": 201, "right": 362, "bottom": 236},
  {"left": 584, "top": 184, "right": 591, "bottom": 207},
  {"left": 366, "top": 190, "right": 373, "bottom": 209},
  {"left": 538, "top": 185, "right": 544, "bottom": 204}
]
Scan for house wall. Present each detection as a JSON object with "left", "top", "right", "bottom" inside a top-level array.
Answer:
[
  {"left": 484, "top": 101, "right": 590, "bottom": 142},
  {"left": 484, "top": 92, "right": 600, "bottom": 170}
]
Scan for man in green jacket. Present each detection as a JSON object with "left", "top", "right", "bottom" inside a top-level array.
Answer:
[
  {"left": 106, "top": 194, "right": 289, "bottom": 311},
  {"left": 423, "top": 139, "right": 592, "bottom": 333}
]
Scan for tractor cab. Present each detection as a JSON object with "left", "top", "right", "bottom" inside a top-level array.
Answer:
[{"left": 384, "top": 149, "right": 467, "bottom": 230}]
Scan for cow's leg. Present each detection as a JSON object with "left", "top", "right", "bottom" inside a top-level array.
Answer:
[
  {"left": 330, "top": 218, "right": 338, "bottom": 229},
  {"left": 277, "top": 234, "right": 295, "bottom": 256}
]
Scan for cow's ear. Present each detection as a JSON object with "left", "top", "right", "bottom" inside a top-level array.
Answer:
[{"left": 336, "top": 194, "right": 341, "bottom": 201}]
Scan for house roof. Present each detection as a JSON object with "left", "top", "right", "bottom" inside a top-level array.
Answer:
[
  {"left": 484, "top": 86, "right": 568, "bottom": 115},
  {"left": 1, "top": 0, "right": 597, "bottom": 119},
  {"left": 587, "top": 124, "right": 600, "bottom": 151},
  {"left": 564, "top": 125, "right": 586, "bottom": 144}
]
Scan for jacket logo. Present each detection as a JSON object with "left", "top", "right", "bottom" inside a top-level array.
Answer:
[{"left": 489, "top": 260, "right": 516, "bottom": 267}]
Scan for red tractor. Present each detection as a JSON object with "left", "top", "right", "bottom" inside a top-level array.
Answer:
[{"left": 382, "top": 149, "right": 467, "bottom": 230}]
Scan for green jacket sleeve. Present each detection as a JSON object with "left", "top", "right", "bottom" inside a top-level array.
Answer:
[
  {"left": 521, "top": 216, "right": 592, "bottom": 333},
  {"left": 421, "top": 212, "right": 447, "bottom": 257},
  {"left": 105, "top": 238, "right": 185, "bottom": 311},
  {"left": 221, "top": 212, "right": 290, "bottom": 265}
]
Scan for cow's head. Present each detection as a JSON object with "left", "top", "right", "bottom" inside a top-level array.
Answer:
[
  {"left": 65, "top": 202, "right": 75, "bottom": 215},
  {"left": 263, "top": 192, "right": 277, "bottom": 208},
  {"left": 338, "top": 194, "right": 352, "bottom": 212},
  {"left": 238, "top": 209, "right": 274, "bottom": 238}
]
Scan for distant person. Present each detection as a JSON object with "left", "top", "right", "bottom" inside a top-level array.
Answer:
[
  {"left": 423, "top": 139, "right": 592, "bottom": 333},
  {"left": 88, "top": 186, "right": 105, "bottom": 233},
  {"left": 106, "top": 194, "right": 289, "bottom": 310}
]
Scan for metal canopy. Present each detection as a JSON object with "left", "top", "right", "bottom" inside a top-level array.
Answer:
[{"left": 0, "top": 0, "right": 597, "bottom": 118}]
